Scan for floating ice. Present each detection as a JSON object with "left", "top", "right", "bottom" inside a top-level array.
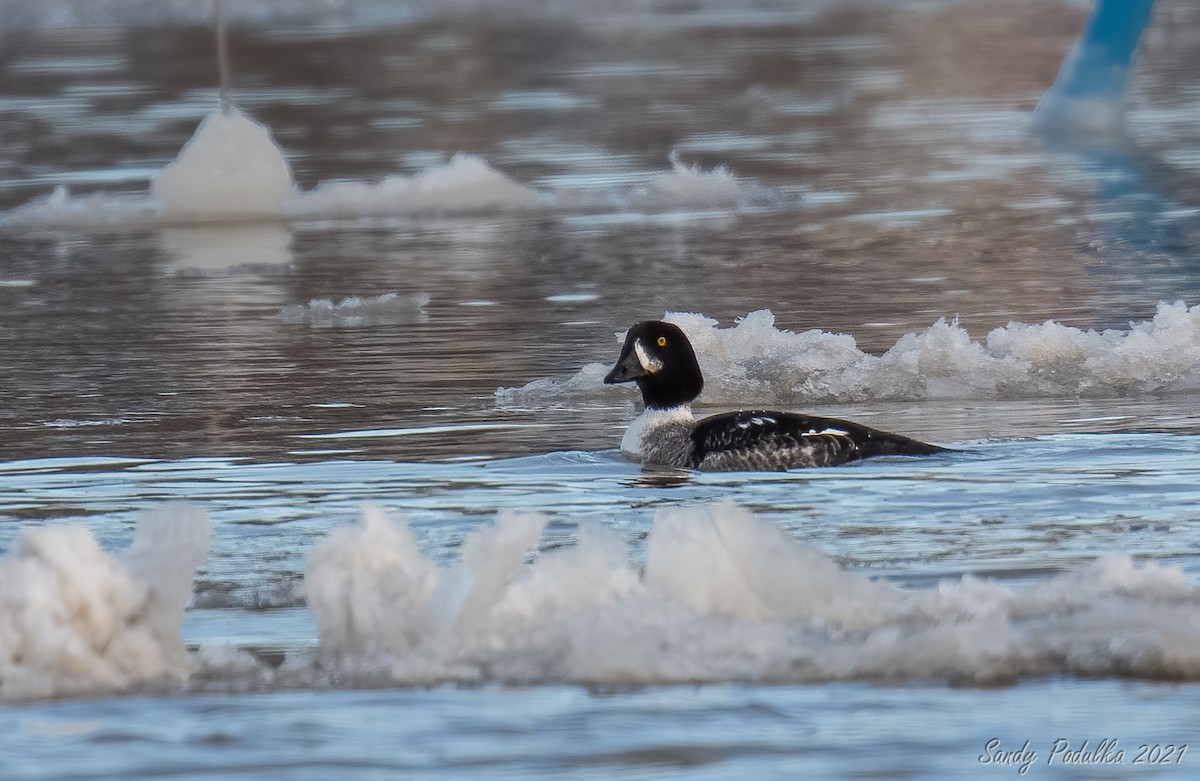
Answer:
[
  {"left": 274, "top": 292, "right": 430, "bottom": 327},
  {"left": 497, "top": 302, "right": 1200, "bottom": 406},
  {"left": 293, "top": 154, "right": 538, "bottom": 217},
  {"left": 0, "top": 154, "right": 534, "bottom": 227},
  {"left": 303, "top": 501, "right": 1200, "bottom": 685},
  {"left": 1, "top": 145, "right": 779, "bottom": 227},
  {"left": 0, "top": 185, "right": 157, "bottom": 228},
  {"left": 152, "top": 106, "right": 296, "bottom": 220},
  {"left": 631, "top": 153, "right": 747, "bottom": 209},
  {"left": 0, "top": 107, "right": 296, "bottom": 228},
  {"left": 0, "top": 504, "right": 211, "bottom": 702}
]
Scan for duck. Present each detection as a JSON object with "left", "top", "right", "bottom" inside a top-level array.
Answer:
[{"left": 603, "top": 320, "right": 946, "bottom": 471}]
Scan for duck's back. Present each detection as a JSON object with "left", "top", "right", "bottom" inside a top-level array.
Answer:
[{"left": 689, "top": 410, "right": 944, "bottom": 471}]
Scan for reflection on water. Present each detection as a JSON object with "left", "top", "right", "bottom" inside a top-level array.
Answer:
[{"left": 161, "top": 223, "right": 294, "bottom": 271}]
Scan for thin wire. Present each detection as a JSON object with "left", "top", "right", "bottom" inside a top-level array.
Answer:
[{"left": 215, "top": 0, "right": 232, "bottom": 113}]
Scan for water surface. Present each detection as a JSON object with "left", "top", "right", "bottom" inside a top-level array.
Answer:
[{"left": 3, "top": 1, "right": 1200, "bottom": 778}]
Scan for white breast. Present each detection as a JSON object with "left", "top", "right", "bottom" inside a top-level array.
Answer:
[{"left": 620, "top": 405, "right": 694, "bottom": 456}]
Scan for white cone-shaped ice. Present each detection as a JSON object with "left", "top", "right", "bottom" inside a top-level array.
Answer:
[{"left": 151, "top": 106, "right": 296, "bottom": 220}]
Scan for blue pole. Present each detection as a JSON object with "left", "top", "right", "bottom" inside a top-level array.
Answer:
[
  {"left": 1034, "top": 0, "right": 1155, "bottom": 139},
  {"left": 1050, "top": 0, "right": 1156, "bottom": 100}
]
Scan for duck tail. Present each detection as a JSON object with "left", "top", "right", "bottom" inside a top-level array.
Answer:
[{"left": 861, "top": 432, "right": 949, "bottom": 458}]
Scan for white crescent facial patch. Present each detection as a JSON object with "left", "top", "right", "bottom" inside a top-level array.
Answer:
[{"left": 633, "top": 338, "right": 664, "bottom": 374}]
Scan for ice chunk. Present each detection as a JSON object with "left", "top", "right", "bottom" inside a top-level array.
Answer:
[
  {"left": 151, "top": 106, "right": 296, "bottom": 220},
  {"left": 302, "top": 501, "right": 1200, "bottom": 686},
  {"left": 499, "top": 302, "right": 1200, "bottom": 406},
  {"left": 274, "top": 292, "right": 430, "bottom": 327},
  {"left": 0, "top": 504, "right": 211, "bottom": 701}
]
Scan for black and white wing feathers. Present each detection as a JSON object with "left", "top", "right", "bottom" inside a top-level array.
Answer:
[{"left": 689, "top": 411, "right": 944, "bottom": 471}]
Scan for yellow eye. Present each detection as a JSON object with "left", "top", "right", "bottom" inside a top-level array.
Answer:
[{"left": 656, "top": 336, "right": 667, "bottom": 347}]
